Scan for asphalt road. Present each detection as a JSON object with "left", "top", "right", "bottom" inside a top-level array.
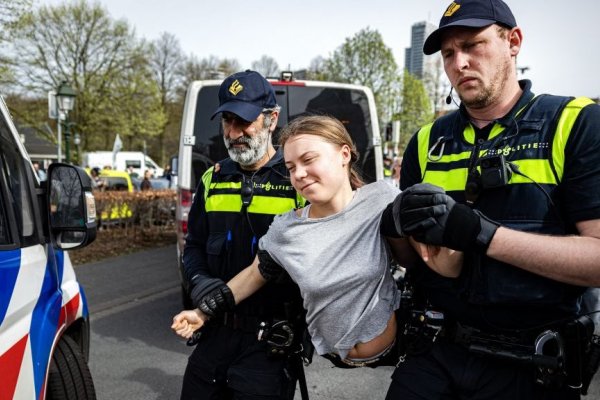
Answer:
[{"left": 75, "top": 245, "right": 600, "bottom": 399}]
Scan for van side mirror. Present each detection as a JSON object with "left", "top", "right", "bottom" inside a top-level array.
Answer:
[{"left": 47, "top": 163, "right": 97, "bottom": 249}]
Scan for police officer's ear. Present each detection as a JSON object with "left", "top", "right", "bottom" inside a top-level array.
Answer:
[
  {"left": 508, "top": 27, "right": 523, "bottom": 57},
  {"left": 268, "top": 110, "right": 279, "bottom": 133}
]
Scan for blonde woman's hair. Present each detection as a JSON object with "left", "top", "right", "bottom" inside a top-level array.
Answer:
[{"left": 278, "top": 115, "right": 364, "bottom": 189}]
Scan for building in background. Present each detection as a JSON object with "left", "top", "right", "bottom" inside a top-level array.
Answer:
[
  {"left": 405, "top": 21, "right": 448, "bottom": 114},
  {"left": 404, "top": 21, "right": 438, "bottom": 79}
]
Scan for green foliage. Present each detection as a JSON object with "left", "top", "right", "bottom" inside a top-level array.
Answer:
[
  {"left": 5, "top": 0, "right": 165, "bottom": 159},
  {"left": 0, "top": 0, "right": 32, "bottom": 43},
  {"left": 395, "top": 70, "right": 434, "bottom": 153},
  {"left": 321, "top": 27, "right": 400, "bottom": 124}
]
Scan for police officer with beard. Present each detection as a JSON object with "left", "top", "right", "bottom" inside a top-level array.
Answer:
[{"left": 179, "top": 70, "right": 304, "bottom": 399}]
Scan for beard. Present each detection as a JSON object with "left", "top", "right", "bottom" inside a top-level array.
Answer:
[
  {"left": 224, "top": 126, "right": 271, "bottom": 167},
  {"left": 459, "top": 58, "right": 512, "bottom": 109}
]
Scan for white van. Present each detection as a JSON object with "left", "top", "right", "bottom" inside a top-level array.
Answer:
[
  {"left": 0, "top": 95, "right": 98, "bottom": 398},
  {"left": 173, "top": 72, "right": 383, "bottom": 307},
  {"left": 82, "top": 151, "right": 164, "bottom": 177}
]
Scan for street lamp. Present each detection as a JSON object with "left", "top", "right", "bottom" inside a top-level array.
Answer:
[
  {"left": 56, "top": 81, "right": 76, "bottom": 163},
  {"left": 73, "top": 132, "right": 81, "bottom": 166}
]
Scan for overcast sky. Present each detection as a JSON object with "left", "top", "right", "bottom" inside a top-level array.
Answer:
[{"left": 38, "top": 0, "right": 600, "bottom": 98}]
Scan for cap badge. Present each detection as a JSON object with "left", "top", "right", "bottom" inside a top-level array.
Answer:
[
  {"left": 229, "top": 80, "right": 243, "bottom": 96},
  {"left": 444, "top": 2, "right": 461, "bottom": 17}
]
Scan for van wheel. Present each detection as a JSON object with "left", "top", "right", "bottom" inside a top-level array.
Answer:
[{"left": 47, "top": 335, "right": 97, "bottom": 400}]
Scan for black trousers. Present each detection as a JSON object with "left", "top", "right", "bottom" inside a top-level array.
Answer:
[
  {"left": 180, "top": 325, "right": 297, "bottom": 400},
  {"left": 385, "top": 341, "right": 581, "bottom": 400}
]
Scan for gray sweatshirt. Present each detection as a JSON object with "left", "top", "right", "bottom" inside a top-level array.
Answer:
[{"left": 259, "top": 180, "right": 401, "bottom": 359}]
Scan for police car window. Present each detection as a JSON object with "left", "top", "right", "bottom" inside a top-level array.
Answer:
[{"left": 0, "top": 129, "right": 35, "bottom": 241}]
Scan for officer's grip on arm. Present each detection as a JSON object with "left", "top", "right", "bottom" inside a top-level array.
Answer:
[
  {"left": 382, "top": 194, "right": 464, "bottom": 276},
  {"left": 398, "top": 183, "right": 500, "bottom": 252},
  {"left": 190, "top": 277, "right": 229, "bottom": 309},
  {"left": 197, "top": 284, "right": 236, "bottom": 318}
]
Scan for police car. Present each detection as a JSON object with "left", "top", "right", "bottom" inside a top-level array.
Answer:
[
  {"left": 0, "top": 95, "right": 97, "bottom": 399},
  {"left": 173, "top": 71, "right": 384, "bottom": 307}
]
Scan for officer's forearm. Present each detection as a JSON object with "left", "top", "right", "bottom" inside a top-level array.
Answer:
[
  {"left": 486, "top": 223, "right": 600, "bottom": 286},
  {"left": 227, "top": 256, "right": 267, "bottom": 305}
]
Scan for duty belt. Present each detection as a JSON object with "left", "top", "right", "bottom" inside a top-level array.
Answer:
[
  {"left": 444, "top": 317, "right": 599, "bottom": 391},
  {"left": 214, "top": 312, "right": 262, "bottom": 332}
]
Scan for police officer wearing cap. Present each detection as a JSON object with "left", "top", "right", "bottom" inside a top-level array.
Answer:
[
  {"left": 179, "top": 70, "right": 304, "bottom": 399},
  {"left": 385, "top": 0, "right": 600, "bottom": 398}
]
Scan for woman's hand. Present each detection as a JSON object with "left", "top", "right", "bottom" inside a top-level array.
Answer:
[
  {"left": 409, "top": 237, "right": 463, "bottom": 278},
  {"left": 171, "top": 308, "right": 209, "bottom": 339}
]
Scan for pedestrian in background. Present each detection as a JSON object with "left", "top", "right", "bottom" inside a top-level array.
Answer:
[
  {"left": 140, "top": 170, "right": 153, "bottom": 191},
  {"left": 387, "top": 0, "right": 600, "bottom": 398}
]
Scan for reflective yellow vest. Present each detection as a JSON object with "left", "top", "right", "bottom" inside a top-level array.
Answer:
[{"left": 415, "top": 94, "right": 594, "bottom": 308}]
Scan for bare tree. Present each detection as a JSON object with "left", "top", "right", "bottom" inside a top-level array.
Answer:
[
  {"left": 0, "top": 0, "right": 33, "bottom": 84},
  {"left": 304, "top": 56, "right": 327, "bottom": 80},
  {"left": 251, "top": 55, "right": 279, "bottom": 78},
  {"left": 6, "top": 0, "right": 165, "bottom": 154},
  {"left": 0, "top": 0, "right": 32, "bottom": 43},
  {"left": 177, "top": 54, "right": 241, "bottom": 97},
  {"left": 150, "top": 32, "right": 185, "bottom": 103},
  {"left": 149, "top": 32, "right": 185, "bottom": 164}
]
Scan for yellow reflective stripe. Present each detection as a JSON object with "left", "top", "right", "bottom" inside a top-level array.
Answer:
[
  {"left": 423, "top": 168, "right": 469, "bottom": 191},
  {"left": 417, "top": 124, "right": 433, "bottom": 177},
  {"left": 210, "top": 181, "right": 241, "bottom": 190},
  {"left": 206, "top": 194, "right": 296, "bottom": 214},
  {"left": 249, "top": 196, "right": 297, "bottom": 214},
  {"left": 424, "top": 159, "right": 557, "bottom": 189},
  {"left": 552, "top": 97, "right": 594, "bottom": 181},
  {"left": 465, "top": 101, "right": 531, "bottom": 142},
  {"left": 510, "top": 159, "right": 557, "bottom": 185},
  {"left": 463, "top": 124, "right": 476, "bottom": 143},
  {"left": 202, "top": 167, "right": 214, "bottom": 201},
  {"left": 205, "top": 194, "right": 240, "bottom": 212},
  {"left": 432, "top": 150, "right": 471, "bottom": 164}
]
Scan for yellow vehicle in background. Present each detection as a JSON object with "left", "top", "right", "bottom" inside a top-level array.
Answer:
[
  {"left": 96, "top": 170, "right": 134, "bottom": 225},
  {"left": 98, "top": 169, "right": 134, "bottom": 192}
]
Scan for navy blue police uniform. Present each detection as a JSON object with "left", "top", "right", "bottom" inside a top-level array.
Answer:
[
  {"left": 181, "top": 151, "right": 304, "bottom": 399},
  {"left": 387, "top": 79, "right": 600, "bottom": 399}
]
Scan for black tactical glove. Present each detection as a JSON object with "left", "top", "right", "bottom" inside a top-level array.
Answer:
[
  {"left": 391, "top": 183, "right": 448, "bottom": 237},
  {"left": 398, "top": 183, "right": 500, "bottom": 252},
  {"left": 197, "top": 284, "right": 235, "bottom": 318}
]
